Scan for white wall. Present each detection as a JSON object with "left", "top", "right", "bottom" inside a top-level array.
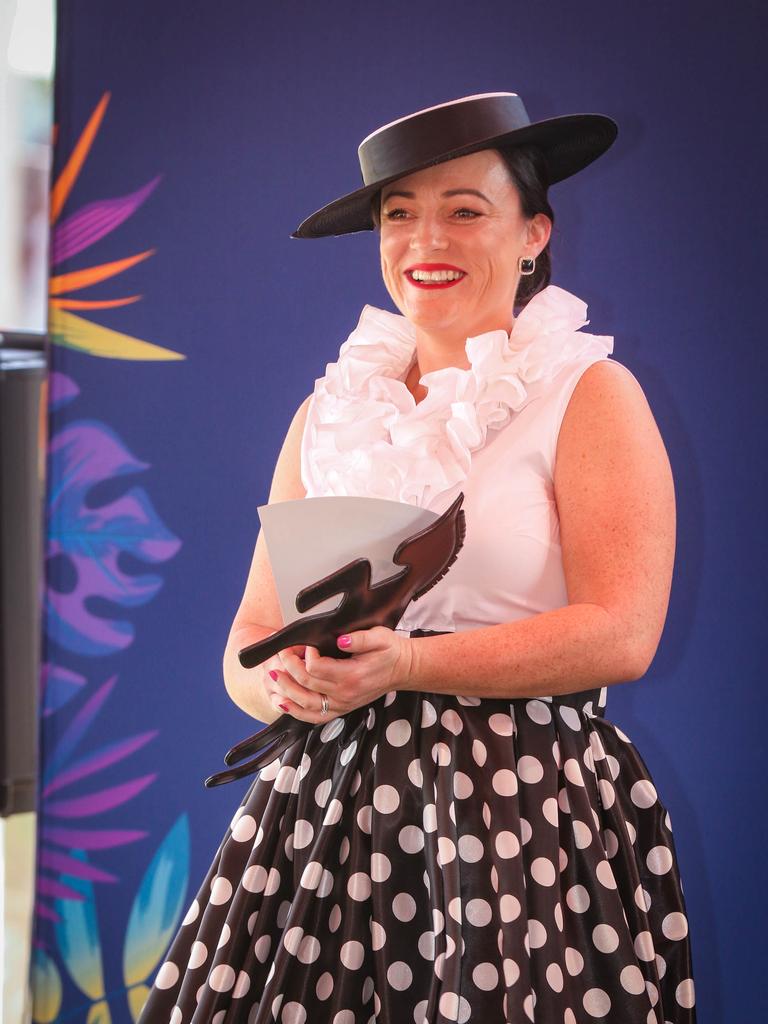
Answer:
[
  {"left": 1, "top": 5, "right": 54, "bottom": 1021},
  {"left": 0, "top": 0, "right": 54, "bottom": 334}
]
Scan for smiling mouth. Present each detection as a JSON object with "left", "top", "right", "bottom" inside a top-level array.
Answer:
[{"left": 406, "top": 269, "right": 467, "bottom": 289}]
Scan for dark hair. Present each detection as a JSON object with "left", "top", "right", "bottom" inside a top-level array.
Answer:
[
  {"left": 369, "top": 143, "right": 554, "bottom": 309},
  {"left": 495, "top": 144, "right": 554, "bottom": 307}
]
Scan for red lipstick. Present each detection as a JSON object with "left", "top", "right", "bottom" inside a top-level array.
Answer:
[{"left": 405, "top": 262, "right": 467, "bottom": 289}]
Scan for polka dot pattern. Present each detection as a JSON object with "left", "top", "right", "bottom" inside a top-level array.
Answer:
[{"left": 138, "top": 686, "right": 695, "bottom": 1024}]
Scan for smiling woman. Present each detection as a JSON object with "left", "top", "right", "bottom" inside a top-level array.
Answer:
[
  {"left": 138, "top": 92, "right": 697, "bottom": 1024},
  {"left": 371, "top": 142, "right": 554, "bottom": 308},
  {"left": 376, "top": 149, "right": 552, "bottom": 373}
]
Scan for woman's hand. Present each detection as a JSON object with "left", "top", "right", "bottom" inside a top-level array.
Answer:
[
  {"left": 267, "top": 626, "right": 414, "bottom": 725},
  {"left": 260, "top": 644, "right": 310, "bottom": 716}
]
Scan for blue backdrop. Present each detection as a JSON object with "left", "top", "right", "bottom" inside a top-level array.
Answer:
[{"left": 32, "top": 1, "right": 765, "bottom": 1020}]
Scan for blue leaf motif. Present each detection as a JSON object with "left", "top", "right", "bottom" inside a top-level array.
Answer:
[
  {"left": 123, "top": 814, "right": 190, "bottom": 987},
  {"left": 46, "top": 418, "right": 181, "bottom": 656}
]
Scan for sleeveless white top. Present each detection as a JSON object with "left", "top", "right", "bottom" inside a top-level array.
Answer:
[{"left": 300, "top": 284, "right": 621, "bottom": 634}]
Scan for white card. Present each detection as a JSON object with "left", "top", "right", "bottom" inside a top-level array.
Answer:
[{"left": 257, "top": 496, "right": 438, "bottom": 625}]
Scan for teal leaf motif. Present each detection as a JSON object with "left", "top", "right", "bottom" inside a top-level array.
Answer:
[
  {"left": 53, "top": 849, "right": 105, "bottom": 1001},
  {"left": 123, "top": 814, "right": 190, "bottom": 988}
]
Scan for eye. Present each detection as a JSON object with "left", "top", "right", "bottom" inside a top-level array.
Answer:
[{"left": 382, "top": 206, "right": 480, "bottom": 222}]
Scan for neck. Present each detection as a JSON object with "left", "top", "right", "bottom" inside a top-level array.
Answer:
[
  {"left": 412, "top": 327, "right": 471, "bottom": 377},
  {"left": 410, "top": 312, "right": 517, "bottom": 378}
]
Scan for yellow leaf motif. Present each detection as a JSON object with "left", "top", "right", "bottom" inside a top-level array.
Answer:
[
  {"left": 127, "top": 984, "right": 150, "bottom": 1022},
  {"left": 31, "top": 949, "right": 62, "bottom": 1024},
  {"left": 49, "top": 308, "right": 185, "bottom": 361},
  {"left": 86, "top": 999, "right": 112, "bottom": 1024}
]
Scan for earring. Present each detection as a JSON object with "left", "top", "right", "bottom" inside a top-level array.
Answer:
[{"left": 519, "top": 255, "right": 536, "bottom": 276}]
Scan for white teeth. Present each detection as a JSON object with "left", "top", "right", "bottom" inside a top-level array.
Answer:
[{"left": 410, "top": 269, "right": 464, "bottom": 282}]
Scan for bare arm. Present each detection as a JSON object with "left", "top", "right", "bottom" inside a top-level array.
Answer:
[
  {"left": 405, "top": 360, "right": 676, "bottom": 696},
  {"left": 223, "top": 394, "right": 312, "bottom": 722}
]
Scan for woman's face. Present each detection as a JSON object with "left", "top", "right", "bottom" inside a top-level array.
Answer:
[{"left": 378, "top": 148, "right": 551, "bottom": 340}]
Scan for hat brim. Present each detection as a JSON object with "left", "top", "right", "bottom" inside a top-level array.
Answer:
[{"left": 291, "top": 112, "right": 617, "bottom": 239}]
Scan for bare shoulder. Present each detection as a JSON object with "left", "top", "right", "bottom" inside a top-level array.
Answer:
[
  {"left": 565, "top": 357, "right": 651, "bottom": 417},
  {"left": 268, "top": 392, "right": 313, "bottom": 503},
  {"left": 555, "top": 358, "right": 668, "bottom": 474}
]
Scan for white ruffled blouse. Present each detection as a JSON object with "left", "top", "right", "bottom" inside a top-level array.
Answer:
[{"left": 300, "top": 284, "right": 614, "bottom": 511}]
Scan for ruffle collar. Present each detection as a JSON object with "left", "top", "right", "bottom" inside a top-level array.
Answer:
[{"left": 302, "top": 284, "right": 614, "bottom": 508}]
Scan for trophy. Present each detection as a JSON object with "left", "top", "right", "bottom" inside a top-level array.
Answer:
[{"left": 204, "top": 492, "right": 466, "bottom": 787}]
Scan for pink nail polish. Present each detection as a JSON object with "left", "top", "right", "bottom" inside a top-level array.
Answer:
[
  {"left": 337, "top": 634, "right": 351, "bottom": 648},
  {"left": 269, "top": 669, "right": 278, "bottom": 681},
  {"left": 278, "top": 702, "right": 290, "bottom": 712}
]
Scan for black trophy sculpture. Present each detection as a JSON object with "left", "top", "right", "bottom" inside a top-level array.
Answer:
[{"left": 204, "top": 492, "right": 466, "bottom": 786}]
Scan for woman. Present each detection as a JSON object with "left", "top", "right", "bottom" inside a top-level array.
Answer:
[{"left": 139, "top": 93, "right": 696, "bottom": 1023}]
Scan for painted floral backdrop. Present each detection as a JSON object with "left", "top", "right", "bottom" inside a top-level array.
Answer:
[{"left": 31, "top": 92, "right": 193, "bottom": 1023}]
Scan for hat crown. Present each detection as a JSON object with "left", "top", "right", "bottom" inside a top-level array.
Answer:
[{"left": 357, "top": 92, "right": 532, "bottom": 187}]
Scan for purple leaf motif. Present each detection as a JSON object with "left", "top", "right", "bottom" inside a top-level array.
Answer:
[
  {"left": 44, "top": 676, "right": 118, "bottom": 781},
  {"left": 45, "top": 775, "right": 157, "bottom": 818},
  {"left": 36, "top": 668, "right": 158, "bottom": 927},
  {"left": 42, "top": 826, "right": 147, "bottom": 851},
  {"left": 43, "top": 731, "right": 158, "bottom": 798},
  {"left": 51, "top": 175, "right": 163, "bottom": 265},
  {"left": 46, "top": 419, "right": 181, "bottom": 656},
  {"left": 49, "top": 371, "right": 80, "bottom": 413},
  {"left": 39, "top": 849, "right": 118, "bottom": 884},
  {"left": 41, "top": 662, "right": 87, "bottom": 717}
]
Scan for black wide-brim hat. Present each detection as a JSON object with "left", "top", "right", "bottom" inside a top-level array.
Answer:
[{"left": 291, "top": 92, "right": 617, "bottom": 239}]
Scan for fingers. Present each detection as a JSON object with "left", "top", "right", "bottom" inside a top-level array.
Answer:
[
  {"left": 267, "top": 654, "right": 339, "bottom": 723},
  {"left": 268, "top": 648, "right": 334, "bottom": 709},
  {"left": 267, "top": 667, "right": 316, "bottom": 711},
  {"left": 264, "top": 649, "right": 308, "bottom": 709},
  {"left": 268, "top": 628, "right": 394, "bottom": 716},
  {"left": 335, "top": 625, "right": 389, "bottom": 654},
  {"left": 283, "top": 647, "right": 349, "bottom": 690},
  {"left": 275, "top": 694, "right": 340, "bottom": 726}
]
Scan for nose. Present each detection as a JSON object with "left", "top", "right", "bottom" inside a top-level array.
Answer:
[{"left": 409, "top": 213, "right": 449, "bottom": 252}]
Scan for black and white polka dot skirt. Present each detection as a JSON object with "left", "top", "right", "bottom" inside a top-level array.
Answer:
[{"left": 138, "top": 638, "right": 696, "bottom": 1023}]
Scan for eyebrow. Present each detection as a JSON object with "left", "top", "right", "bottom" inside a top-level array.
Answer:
[{"left": 381, "top": 187, "right": 494, "bottom": 205}]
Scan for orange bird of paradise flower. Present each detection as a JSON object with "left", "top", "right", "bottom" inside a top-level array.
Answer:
[{"left": 48, "top": 91, "right": 184, "bottom": 361}]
